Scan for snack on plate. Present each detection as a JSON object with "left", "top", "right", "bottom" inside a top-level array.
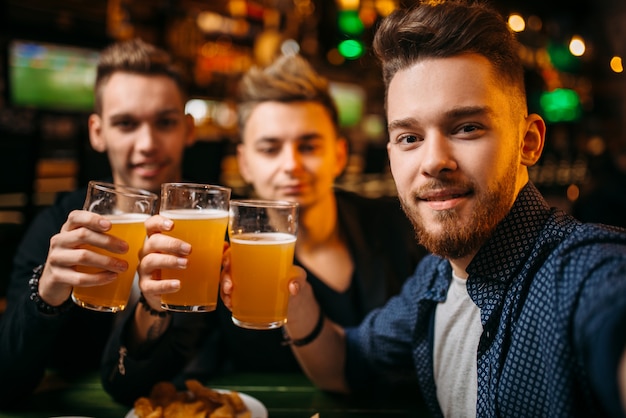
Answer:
[{"left": 133, "top": 380, "right": 251, "bottom": 418}]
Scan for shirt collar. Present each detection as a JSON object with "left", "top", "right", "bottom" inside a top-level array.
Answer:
[{"left": 466, "top": 182, "right": 552, "bottom": 283}]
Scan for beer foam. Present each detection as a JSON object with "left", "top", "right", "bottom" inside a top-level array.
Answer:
[
  {"left": 230, "top": 232, "right": 296, "bottom": 244},
  {"left": 160, "top": 209, "right": 229, "bottom": 220},
  {"left": 104, "top": 213, "right": 151, "bottom": 223}
]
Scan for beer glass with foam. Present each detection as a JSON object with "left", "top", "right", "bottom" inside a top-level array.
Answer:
[
  {"left": 160, "top": 182, "right": 231, "bottom": 312},
  {"left": 228, "top": 199, "right": 299, "bottom": 329},
  {"left": 72, "top": 181, "right": 157, "bottom": 312}
]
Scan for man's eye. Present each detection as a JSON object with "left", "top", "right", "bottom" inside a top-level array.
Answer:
[
  {"left": 157, "top": 118, "right": 178, "bottom": 129},
  {"left": 460, "top": 124, "right": 478, "bottom": 133},
  {"left": 298, "top": 143, "right": 319, "bottom": 153},
  {"left": 114, "top": 120, "right": 137, "bottom": 130},
  {"left": 454, "top": 123, "right": 484, "bottom": 139},
  {"left": 258, "top": 147, "right": 279, "bottom": 155},
  {"left": 397, "top": 134, "right": 420, "bottom": 144}
]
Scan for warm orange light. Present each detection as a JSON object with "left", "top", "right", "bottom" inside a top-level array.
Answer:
[
  {"left": 327, "top": 48, "right": 345, "bottom": 66},
  {"left": 567, "top": 184, "right": 580, "bottom": 202},
  {"left": 610, "top": 56, "right": 624, "bottom": 73},
  {"left": 508, "top": 14, "right": 525, "bottom": 32},
  {"left": 374, "top": 0, "right": 396, "bottom": 16},
  {"left": 337, "top": 0, "right": 359, "bottom": 10}
]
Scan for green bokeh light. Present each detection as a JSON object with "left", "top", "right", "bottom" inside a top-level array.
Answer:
[
  {"left": 546, "top": 41, "right": 580, "bottom": 73},
  {"left": 337, "top": 39, "right": 365, "bottom": 60},
  {"left": 337, "top": 11, "right": 364, "bottom": 36},
  {"left": 539, "top": 88, "right": 581, "bottom": 122}
]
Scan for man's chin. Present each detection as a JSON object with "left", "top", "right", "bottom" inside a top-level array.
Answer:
[
  {"left": 129, "top": 177, "right": 162, "bottom": 194},
  {"left": 278, "top": 196, "right": 305, "bottom": 205}
]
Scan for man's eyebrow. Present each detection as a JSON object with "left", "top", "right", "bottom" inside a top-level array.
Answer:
[
  {"left": 253, "top": 132, "right": 323, "bottom": 144},
  {"left": 387, "top": 117, "right": 418, "bottom": 132},
  {"left": 253, "top": 136, "right": 281, "bottom": 144},
  {"left": 109, "top": 108, "right": 180, "bottom": 120},
  {"left": 387, "top": 106, "right": 493, "bottom": 131},
  {"left": 298, "top": 132, "right": 324, "bottom": 141},
  {"left": 445, "top": 105, "right": 492, "bottom": 119}
]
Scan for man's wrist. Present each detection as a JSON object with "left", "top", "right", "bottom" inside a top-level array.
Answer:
[
  {"left": 138, "top": 293, "right": 170, "bottom": 318},
  {"left": 282, "top": 308, "right": 325, "bottom": 347},
  {"left": 29, "top": 264, "right": 74, "bottom": 315}
]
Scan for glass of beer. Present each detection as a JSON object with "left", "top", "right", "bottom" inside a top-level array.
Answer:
[
  {"left": 159, "top": 182, "right": 231, "bottom": 312},
  {"left": 228, "top": 199, "right": 299, "bottom": 329},
  {"left": 72, "top": 181, "right": 157, "bottom": 312}
]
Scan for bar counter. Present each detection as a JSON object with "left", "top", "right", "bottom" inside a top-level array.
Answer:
[{"left": 0, "top": 372, "right": 433, "bottom": 417}]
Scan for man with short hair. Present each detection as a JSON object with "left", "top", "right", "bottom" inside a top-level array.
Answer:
[
  {"left": 0, "top": 38, "right": 196, "bottom": 407},
  {"left": 223, "top": 1, "right": 626, "bottom": 417}
]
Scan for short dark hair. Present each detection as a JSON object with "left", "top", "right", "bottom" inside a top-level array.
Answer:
[
  {"left": 373, "top": 0, "right": 525, "bottom": 106},
  {"left": 236, "top": 53, "right": 340, "bottom": 136},
  {"left": 94, "top": 38, "right": 188, "bottom": 114}
]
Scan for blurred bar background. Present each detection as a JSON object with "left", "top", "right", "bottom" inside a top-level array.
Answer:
[{"left": 1, "top": 0, "right": 625, "bottom": 298}]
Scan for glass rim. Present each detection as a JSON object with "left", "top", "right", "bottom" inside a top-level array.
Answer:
[
  {"left": 88, "top": 181, "right": 158, "bottom": 200},
  {"left": 229, "top": 199, "right": 299, "bottom": 208},
  {"left": 161, "top": 182, "right": 232, "bottom": 193}
]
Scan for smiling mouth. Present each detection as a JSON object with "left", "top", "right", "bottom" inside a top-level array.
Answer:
[
  {"left": 134, "top": 162, "right": 162, "bottom": 169},
  {"left": 422, "top": 192, "right": 470, "bottom": 201},
  {"left": 281, "top": 183, "right": 306, "bottom": 191},
  {"left": 419, "top": 189, "right": 472, "bottom": 202},
  {"left": 130, "top": 163, "right": 167, "bottom": 179}
]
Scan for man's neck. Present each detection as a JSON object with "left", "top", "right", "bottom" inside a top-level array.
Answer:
[
  {"left": 448, "top": 254, "right": 475, "bottom": 280},
  {"left": 296, "top": 191, "right": 339, "bottom": 251}
]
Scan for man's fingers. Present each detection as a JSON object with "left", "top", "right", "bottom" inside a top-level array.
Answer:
[
  {"left": 141, "top": 233, "right": 191, "bottom": 258},
  {"left": 288, "top": 265, "right": 307, "bottom": 296},
  {"left": 62, "top": 210, "right": 111, "bottom": 232},
  {"left": 145, "top": 214, "right": 174, "bottom": 235}
]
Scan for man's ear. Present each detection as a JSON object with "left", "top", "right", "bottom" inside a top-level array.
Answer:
[
  {"left": 334, "top": 137, "right": 349, "bottom": 178},
  {"left": 88, "top": 114, "right": 107, "bottom": 153},
  {"left": 521, "top": 113, "right": 546, "bottom": 167},
  {"left": 184, "top": 114, "right": 197, "bottom": 147}
]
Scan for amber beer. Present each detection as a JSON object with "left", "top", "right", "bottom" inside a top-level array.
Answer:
[
  {"left": 229, "top": 199, "right": 298, "bottom": 329},
  {"left": 72, "top": 213, "right": 149, "bottom": 312},
  {"left": 71, "top": 181, "right": 157, "bottom": 313},
  {"left": 230, "top": 232, "right": 297, "bottom": 329},
  {"left": 160, "top": 209, "right": 229, "bottom": 311}
]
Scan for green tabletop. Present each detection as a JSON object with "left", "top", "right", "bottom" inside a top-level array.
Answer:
[{"left": 0, "top": 372, "right": 432, "bottom": 418}]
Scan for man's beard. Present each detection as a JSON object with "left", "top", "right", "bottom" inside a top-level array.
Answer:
[{"left": 400, "top": 171, "right": 517, "bottom": 259}]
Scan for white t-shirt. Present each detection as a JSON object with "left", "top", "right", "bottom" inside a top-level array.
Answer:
[{"left": 433, "top": 272, "right": 483, "bottom": 417}]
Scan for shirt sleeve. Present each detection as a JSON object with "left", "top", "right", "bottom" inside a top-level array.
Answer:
[
  {"left": 344, "top": 271, "right": 425, "bottom": 392},
  {"left": 0, "top": 193, "right": 80, "bottom": 407},
  {"left": 100, "top": 304, "right": 218, "bottom": 406},
  {"left": 573, "top": 239, "right": 626, "bottom": 418}
]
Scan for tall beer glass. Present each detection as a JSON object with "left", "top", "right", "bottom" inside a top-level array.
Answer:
[
  {"left": 229, "top": 199, "right": 298, "bottom": 329},
  {"left": 72, "top": 181, "right": 157, "bottom": 312},
  {"left": 160, "top": 182, "right": 231, "bottom": 312}
]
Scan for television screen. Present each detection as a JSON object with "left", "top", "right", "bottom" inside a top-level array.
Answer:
[{"left": 8, "top": 40, "right": 99, "bottom": 112}]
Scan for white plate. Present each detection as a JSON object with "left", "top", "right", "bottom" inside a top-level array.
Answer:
[{"left": 125, "top": 389, "right": 267, "bottom": 418}]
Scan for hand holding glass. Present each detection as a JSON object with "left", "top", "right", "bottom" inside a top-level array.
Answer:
[
  {"left": 72, "top": 181, "right": 157, "bottom": 312},
  {"left": 229, "top": 199, "right": 298, "bottom": 330},
  {"left": 159, "top": 182, "right": 231, "bottom": 312}
]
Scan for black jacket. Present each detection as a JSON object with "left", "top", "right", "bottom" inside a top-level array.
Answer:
[{"left": 0, "top": 185, "right": 117, "bottom": 408}]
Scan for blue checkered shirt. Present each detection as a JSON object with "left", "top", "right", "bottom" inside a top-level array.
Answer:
[{"left": 345, "top": 182, "right": 626, "bottom": 418}]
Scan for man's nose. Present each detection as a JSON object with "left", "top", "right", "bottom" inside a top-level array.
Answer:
[
  {"left": 135, "top": 124, "right": 158, "bottom": 151},
  {"left": 420, "top": 132, "right": 457, "bottom": 177},
  {"left": 282, "top": 144, "right": 303, "bottom": 173}
]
